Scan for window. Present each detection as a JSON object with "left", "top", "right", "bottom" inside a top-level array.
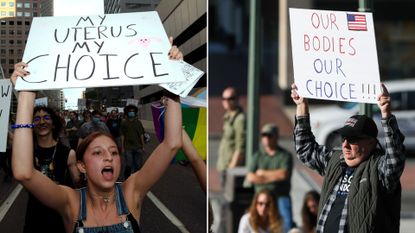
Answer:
[
  {"left": 17, "top": 21, "right": 22, "bottom": 25},
  {"left": 9, "top": 49, "right": 13, "bottom": 54},
  {"left": 17, "top": 2, "right": 22, "bottom": 8},
  {"left": 17, "top": 49, "right": 22, "bottom": 54},
  {"left": 33, "top": 3, "right": 37, "bottom": 8},
  {"left": 0, "top": 51, "right": 5, "bottom": 56},
  {"left": 17, "top": 11, "right": 22, "bottom": 17},
  {"left": 8, "top": 59, "right": 13, "bottom": 64},
  {"left": 33, "top": 12, "right": 38, "bottom": 17},
  {"left": 24, "top": 12, "right": 30, "bottom": 17},
  {"left": 24, "top": 3, "right": 30, "bottom": 8},
  {"left": 17, "top": 40, "right": 22, "bottom": 44},
  {"left": 1, "top": 11, "right": 6, "bottom": 16},
  {"left": 9, "top": 30, "right": 14, "bottom": 35},
  {"left": 1, "top": 58, "right": 6, "bottom": 64},
  {"left": 0, "top": 21, "right": 5, "bottom": 25},
  {"left": 406, "top": 91, "right": 415, "bottom": 110},
  {"left": 25, "top": 21, "right": 30, "bottom": 25},
  {"left": 0, "top": 2, "right": 6, "bottom": 7},
  {"left": 8, "top": 11, "right": 14, "bottom": 17},
  {"left": 8, "top": 40, "right": 14, "bottom": 44},
  {"left": 9, "top": 2, "right": 14, "bottom": 7},
  {"left": 0, "top": 30, "right": 5, "bottom": 35},
  {"left": 8, "top": 21, "right": 14, "bottom": 25},
  {"left": 390, "top": 92, "right": 403, "bottom": 111},
  {"left": 17, "top": 30, "right": 22, "bottom": 35},
  {"left": 0, "top": 40, "right": 5, "bottom": 44}
]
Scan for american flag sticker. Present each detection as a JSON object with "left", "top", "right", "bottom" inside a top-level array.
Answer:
[{"left": 347, "top": 13, "right": 367, "bottom": 31}]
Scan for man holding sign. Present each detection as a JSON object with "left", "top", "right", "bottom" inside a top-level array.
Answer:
[{"left": 291, "top": 83, "right": 405, "bottom": 233}]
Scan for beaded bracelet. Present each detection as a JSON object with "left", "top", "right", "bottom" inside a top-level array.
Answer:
[{"left": 11, "top": 123, "right": 35, "bottom": 129}]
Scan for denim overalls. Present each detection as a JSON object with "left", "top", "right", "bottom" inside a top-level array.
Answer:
[{"left": 73, "top": 183, "right": 141, "bottom": 233}]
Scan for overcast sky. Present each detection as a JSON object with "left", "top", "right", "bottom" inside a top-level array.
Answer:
[{"left": 54, "top": 0, "right": 104, "bottom": 109}]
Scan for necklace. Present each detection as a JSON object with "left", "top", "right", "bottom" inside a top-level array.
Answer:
[
  {"left": 102, "top": 196, "right": 113, "bottom": 203},
  {"left": 35, "top": 142, "right": 58, "bottom": 179},
  {"left": 90, "top": 190, "right": 116, "bottom": 205}
]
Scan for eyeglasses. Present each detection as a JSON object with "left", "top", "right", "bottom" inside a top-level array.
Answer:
[
  {"left": 33, "top": 115, "right": 52, "bottom": 123},
  {"left": 261, "top": 133, "right": 273, "bottom": 138},
  {"left": 222, "top": 96, "right": 236, "bottom": 101},
  {"left": 257, "top": 201, "right": 270, "bottom": 207}
]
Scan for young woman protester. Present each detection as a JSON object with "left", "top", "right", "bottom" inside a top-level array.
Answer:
[
  {"left": 23, "top": 105, "right": 80, "bottom": 233},
  {"left": 11, "top": 43, "right": 183, "bottom": 233},
  {"left": 238, "top": 189, "right": 283, "bottom": 233}
]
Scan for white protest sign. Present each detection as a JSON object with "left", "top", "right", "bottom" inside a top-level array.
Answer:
[
  {"left": 126, "top": 98, "right": 139, "bottom": 107},
  {"left": 16, "top": 11, "right": 184, "bottom": 91},
  {"left": 0, "top": 79, "right": 12, "bottom": 152},
  {"left": 160, "top": 60, "right": 205, "bottom": 97},
  {"left": 289, "top": 8, "right": 381, "bottom": 103},
  {"left": 35, "top": 97, "right": 48, "bottom": 106}
]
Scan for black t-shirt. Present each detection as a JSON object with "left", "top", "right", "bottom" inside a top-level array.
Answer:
[
  {"left": 324, "top": 166, "right": 355, "bottom": 233},
  {"left": 24, "top": 142, "right": 72, "bottom": 233}
]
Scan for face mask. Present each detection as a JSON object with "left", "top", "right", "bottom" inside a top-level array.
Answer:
[
  {"left": 92, "top": 117, "right": 101, "bottom": 123},
  {"left": 127, "top": 112, "right": 136, "bottom": 118}
]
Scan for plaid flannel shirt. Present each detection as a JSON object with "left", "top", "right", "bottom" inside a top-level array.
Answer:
[{"left": 294, "top": 114, "right": 405, "bottom": 233}]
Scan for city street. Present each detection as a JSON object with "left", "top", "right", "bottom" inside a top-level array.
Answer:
[{"left": 0, "top": 129, "right": 206, "bottom": 233}]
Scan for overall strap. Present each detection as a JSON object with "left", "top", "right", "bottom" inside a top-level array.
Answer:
[
  {"left": 115, "top": 182, "right": 129, "bottom": 215},
  {"left": 79, "top": 187, "right": 88, "bottom": 220}
]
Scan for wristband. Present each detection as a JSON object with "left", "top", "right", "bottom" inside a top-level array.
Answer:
[{"left": 11, "top": 123, "right": 35, "bottom": 129}]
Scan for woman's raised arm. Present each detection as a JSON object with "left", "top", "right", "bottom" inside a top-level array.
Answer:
[{"left": 11, "top": 62, "right": 73, "bottom": 214}]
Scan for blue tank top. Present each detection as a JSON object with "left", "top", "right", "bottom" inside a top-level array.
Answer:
[{"left": 73, "top": 183, "right": 141, "bottom": 233}]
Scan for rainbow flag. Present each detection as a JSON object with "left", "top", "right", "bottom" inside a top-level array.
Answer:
[{"left": 151, "top": 90, "right": 207, "bottom": 162}]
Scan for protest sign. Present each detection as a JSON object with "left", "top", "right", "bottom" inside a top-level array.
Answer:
[
  {"left": 16, "top": 11, "right": 184, "bottom": 91},
  {"left": 0, "top": 79, "right": 12, "bottom": 152},
  {"left": 289, "top": 8, "right": 381, "bottom": 103},
  {"left": 160, "top": 60, "right": 205, "bottom": 97},
  {"left": 126, "top": 98, "right": 139, "bottom": 107},
  {"left": 35, "top": 97, "right": 48, "bottom": 106}
]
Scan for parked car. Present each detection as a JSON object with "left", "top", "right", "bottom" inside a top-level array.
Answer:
[{"left": 309, "top": 79, "right": 415, "bottom": 155}]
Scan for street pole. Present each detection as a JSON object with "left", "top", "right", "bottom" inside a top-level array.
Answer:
[
  {"left": 246, "top": 0, "right": 261, "bottom": 168},
  {"left": 358, "top": 0, "right": 374, "bottom": 117}
]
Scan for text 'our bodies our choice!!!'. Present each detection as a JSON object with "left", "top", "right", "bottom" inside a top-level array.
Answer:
[{"left": 301, "top": 11, "right": 378, "bottom": 101}]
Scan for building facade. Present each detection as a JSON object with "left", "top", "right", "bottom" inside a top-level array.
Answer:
[
  {"left": 97, "top": 0, "right": 206, "bottom": 108},
  {"left": 0, "top": 0, "right": 63, "bottom": 109}
]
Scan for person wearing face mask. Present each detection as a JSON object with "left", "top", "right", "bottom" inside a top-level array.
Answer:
[
  {"left": 77, "top": 110, "right": 110, "bottom": 146},
  {"left": 120, "top": 105, "right": 145, "bottom": 179}
]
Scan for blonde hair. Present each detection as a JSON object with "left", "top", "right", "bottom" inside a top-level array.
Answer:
[{"left": 248, "top": 189, "right": 282, "bottom": 233}]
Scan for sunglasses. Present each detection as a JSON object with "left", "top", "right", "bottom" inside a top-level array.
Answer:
[
  {"left": 33, "top": 115, "right": 52, "bottom": 123},
  {"left": 261, "top": 133, "right": 274, "bottom": 138},
  {"left": 222, "top": 96, "right": 236, "bottom": 101},
  {"left": 257, "top": 201, "right": 271, "bottom": 207},
  {"left": 342, "top": 136, "right": 361, "bottom": 144}
]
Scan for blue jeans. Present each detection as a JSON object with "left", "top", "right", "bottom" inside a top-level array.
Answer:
[
  {"left": 277, "top": 196, "right": 294, "bottom": 233},
  {"left": 124, "top": 148, "right": 144, "bottom": 175}
]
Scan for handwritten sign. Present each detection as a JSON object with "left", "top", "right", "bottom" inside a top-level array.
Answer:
[
  {"left": 35, "top": 97, "right": 48, "bottom": 106},
  {"left": 16, "top": 11, "right": 184, "bottom": 91},
  {"left": 126, "top": 98, "right": 139, "bottom": 107},
  {"left": 0, "top": 79, "right": 12, "bottom": 152},
  {"left": 160, "top": 60, "right": 204, "bottom": 97},
  {"left": 289, "top": 8, "right": 381, "bottom": 103}
]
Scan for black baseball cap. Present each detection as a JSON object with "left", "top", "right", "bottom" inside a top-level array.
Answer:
[{"left": 337, "top": 115, "right": 378, "bottom": 139}]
